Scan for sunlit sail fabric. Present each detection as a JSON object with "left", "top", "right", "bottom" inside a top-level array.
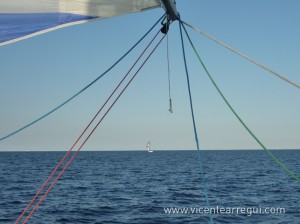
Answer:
[{"left": 0, "top": 0, "right": 160, "bottom": 46}]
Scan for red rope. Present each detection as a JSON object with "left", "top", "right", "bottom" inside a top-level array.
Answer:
[
  {"left": 16, "top": 28, "right": 161, "bottom": 222},
  {"left": 19, "top": 32, "right": 166, "bottom": 223}
]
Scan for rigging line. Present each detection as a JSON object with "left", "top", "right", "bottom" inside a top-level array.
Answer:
[
  {"left": 15, "top": 29, "right": 162, "bottom": 224},
  {"left": 22, "top": 33, "right": 167, "bottom": 224},
  {"left": 166, "top": 19, "right": 173, "bottom": 113},
  {"left": 181, "top": 23, "right": 300, "bottom": 184},
  {"left": 179, "top": 22, "right": 214, "bottom": 224},
  {"left": 0, "top": 14, "right": 166, "bottom": 142},
  {"left": 181, "top": 20, "right": 300, "bottom": 90}
]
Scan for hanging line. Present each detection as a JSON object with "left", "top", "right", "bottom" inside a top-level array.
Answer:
[
  {"left": 0, "top": 14, "right": 166, "bottom": 142},
  {"left": 20, "top": 32, "right": 167, "bottom": 224},
  {"left": 15, "top": 29, "right": 163, "bottom": 224},
  {"left": 161, "top": 15, "right": 173, "bottom": 113},
  {"left": 179, "top": 22, "right": 214, "bottom": 224},
  {"left": 181, "top": 22, "right": 300, "bottom": 184},
  {"left": 166, "top": 17, "right": 173, "bottom": 113},
  {"left": 16, "top": 29, "right": 163, "bottom": 223},
  {"left": 181, "top": 20, "right": 300, "bottom": 90}
]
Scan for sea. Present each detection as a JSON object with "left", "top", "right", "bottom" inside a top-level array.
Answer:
[{"left": 0, "top": 150, "right": 299, "bottom": 223}]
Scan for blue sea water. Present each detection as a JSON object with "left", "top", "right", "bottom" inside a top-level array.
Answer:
[{"left": 0, "top": 150, "right": 299, "bottom": 223}]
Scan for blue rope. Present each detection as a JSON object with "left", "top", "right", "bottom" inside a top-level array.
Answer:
[
  {"left": 0, "top": 14, "right": 166, "bottom": 141},
  {"left": 179, "top": 21, "right": 214, "bottom": 224}
]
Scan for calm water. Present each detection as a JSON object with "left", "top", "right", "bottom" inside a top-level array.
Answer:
[{"left": 0, "top": 150, "right": 299, "bottom": 223}]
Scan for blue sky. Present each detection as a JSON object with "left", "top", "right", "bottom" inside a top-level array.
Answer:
[{"left": 0, "top": 0, "right": 299, "bottom": 151}]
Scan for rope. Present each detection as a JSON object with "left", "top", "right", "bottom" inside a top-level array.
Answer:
[
  {"left": 179, "top": 22, "right": 214, "bottom": 224},
  {"left": 15, "top": 29, "right": 162, "bottom": 224},
  {"left": 21, "top": 32, "right": 166, "bottom": 224},
  {"left": 181, "top": 20, "right": 300, "bottom": 90},
  {"left": 181, "top": 23, "right": 300, "bottom": 184},
  {"left": 1, "top": 14, "right": 166, "bottom": 142},
  {"left": 166, "top": 22, "right": 173, "bottom": 113}
]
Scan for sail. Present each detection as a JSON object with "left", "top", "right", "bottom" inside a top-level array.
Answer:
[
  {"left": 146, "top": 141, "right": 153, "bottom": 152},
  {"left": 0, "top": 0, "right": 161, "bottom": 46}
]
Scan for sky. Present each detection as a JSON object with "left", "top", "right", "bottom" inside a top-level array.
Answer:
[{"left": 0, "top": 0, "right": 299, "bottom": 151}]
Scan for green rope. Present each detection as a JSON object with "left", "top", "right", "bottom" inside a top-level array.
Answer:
[{"left": 181, "top": 22, "right": 300, "bottom": 184}]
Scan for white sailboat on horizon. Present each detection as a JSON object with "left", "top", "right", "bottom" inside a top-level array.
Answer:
[{"left": 146, "top": 141, "right": 153, "bottom": 153}]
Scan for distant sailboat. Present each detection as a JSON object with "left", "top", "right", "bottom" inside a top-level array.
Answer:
[{"left": 146, "top": 141, "right": 153, "bottom": 153}]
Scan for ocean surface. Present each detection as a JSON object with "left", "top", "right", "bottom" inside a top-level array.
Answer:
[{"left": 0, "top": 150, "right": 299, "bottom": 223}]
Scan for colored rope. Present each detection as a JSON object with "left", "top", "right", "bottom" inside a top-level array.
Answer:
[
  {"left": 1, "top": 14, "right": 166, "bottom": 142},
  {"left": 181, "top": 20, "right": 300, "bottom": 90},
  {"left": 181, "top": 22, "right": 300, "bottom": 184},
  {"left": 21, "top": 32, "right": 166, "bottom": 223},
  {"left": 15, "top": 29, "right": 162, "bottom": 224},
  {"left": 179, "top": 22, "right": 214, "bottom": 224}
]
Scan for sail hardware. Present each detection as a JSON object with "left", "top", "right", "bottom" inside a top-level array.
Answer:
[
  {"left": 160, "top": 0, "right": 179, "bottom": 21},
  {"left": 160, "top": 15, "right": 171, "bottom": 34},
  {"left": 168, "top": 98, "right": 173, "bottom": 113}
]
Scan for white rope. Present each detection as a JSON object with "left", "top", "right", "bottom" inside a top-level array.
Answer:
[{"left": 181, "top": 20, "right": 300, "bottom": 90}]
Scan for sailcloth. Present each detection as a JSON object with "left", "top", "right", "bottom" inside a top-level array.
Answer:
[{"left": 0, "top": 0, "right": 161, "bottom": 46}]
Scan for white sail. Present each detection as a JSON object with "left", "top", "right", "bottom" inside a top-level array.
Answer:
[
  {"left": 0, "top": 0, "right": 161, "bottom": 46},
  {"left": 146, "top": 141, "right": 153, "bottom": 152}
]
